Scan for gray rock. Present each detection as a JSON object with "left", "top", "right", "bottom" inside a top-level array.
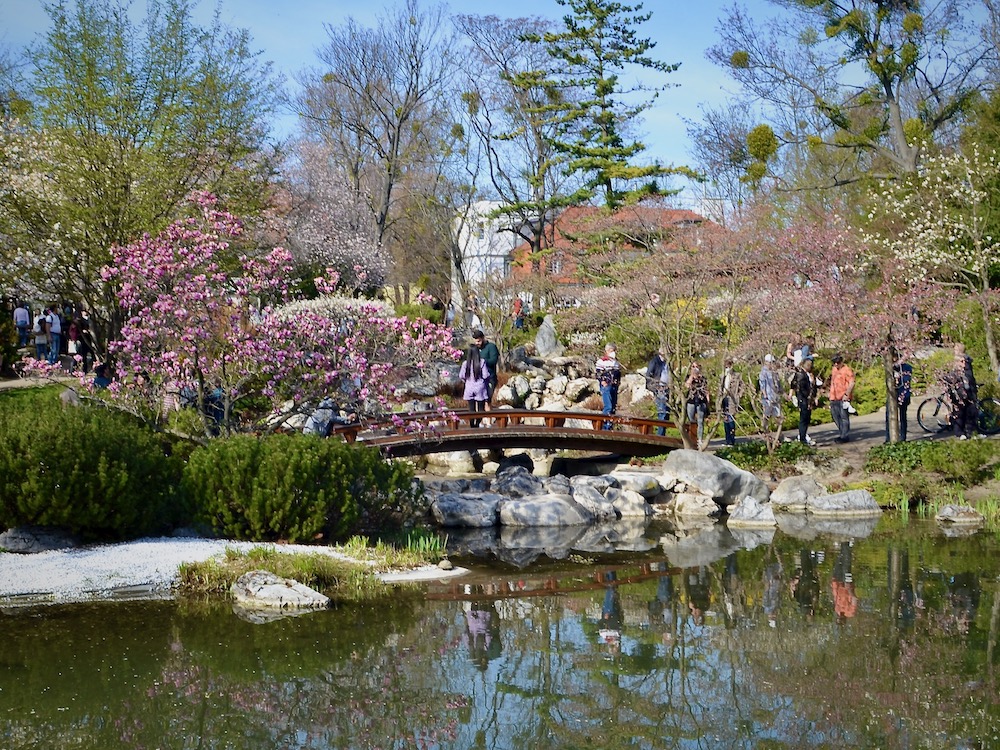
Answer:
[
  {"left": 769, "top": 475, "right": 828, "bottom": 512},
  {"left": 726, "top": 496, "right": 777, "bottom": 528},
  {"left": 660, "top": 449, "right": 769, "bottom": 506},
  {"left": 564, "top": 377, "right": 595, "bottom": 402},
  {"left": 543, "top": 475, "right": 573, "bottom": 495},
  {"left": 570, "top": 484, "right": 619, "bottom": 522},
  {"left": 424, "top": 450, "right": 479, "bottom": 476},
  {"left": 571, "top": 474, "right": 618, "bottom": 493},
  {"left": 935, "top": 504, "right": 985, "bottom": 526},
  {"left": 499, "top": 494, "right": 595, "bottom": 526},
  {"left": 508, "top": 374, "right": 532, "bottom": 402},
  {"left": 535, "top": 315, "right": 565, "bottom": 357},
  {"left": 609, "top": 470, "right": 664, "bottom": 498},
  {"left": 231, "top": 570, "right": 330, "bottom": 610},
  {"left": 529, "top": 376, "right": 547, "bottom": 393},
  {"left": 605, "top": 487, "right": 652, "bottom": 518},
  {"left": 492, "top": 466, "right": 544, "bottom": 497},
  {"left": 808, "top": 489, "right": 882, "bottom": 517},
  {"left": 0, "top": 526, "right": 80, "bottom": 553},
  {"left": 430, "top": 492, "right": 504, "bottom": 527},
  {"left": 665, "top": 492, "right": 722, "bottom": 518},
  {"left": 546, "top": 375, "right": 568, "bottom": 395},
  {"left": 524, "top": 393, "right": 541, "bottom": 410}
]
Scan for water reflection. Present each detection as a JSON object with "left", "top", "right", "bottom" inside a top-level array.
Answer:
[{"left": 2, "top": 519, "right": 998, "bottom": 749}]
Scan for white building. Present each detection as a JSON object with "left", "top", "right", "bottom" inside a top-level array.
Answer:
[{"left": 451, "top": 200, "right": 522, "bottom": 303}]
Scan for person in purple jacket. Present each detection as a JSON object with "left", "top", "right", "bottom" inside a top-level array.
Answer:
[{"left": 459, "top": 344, "right": 491, "bottom": 427}]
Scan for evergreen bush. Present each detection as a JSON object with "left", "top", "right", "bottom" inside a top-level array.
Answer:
[
  {"left": 183, "top": 434, "right": 419, "bottom": 543},
  {"left": 0, "top": 391, "right": 183, "bottom": 540}
]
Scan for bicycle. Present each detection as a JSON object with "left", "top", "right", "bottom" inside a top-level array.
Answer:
[{"left": 916, "top": 394, "right": 1000, "bottom": 436}]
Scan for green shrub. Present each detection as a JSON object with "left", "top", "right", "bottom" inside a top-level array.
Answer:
[
  {"left": 0, "top": 316, "right": 17, "bottom": 374},
  {"left": 394, "top": 302, "right": 443, "bottom": 325},
  {"left": 716, "top": 438, "right": 816, "bottom": 473},
  {"left": 183, "top": 434, "right": 420, "bottom": 543},
  {"left": 920, "top": 439, "right": 1000, "bottom": 485},
  {"left": 0, "top": 391, "right": 183, "bottom": 540},
  {"left": 864, "top": 441, "right": 933, "bottom": 475}
]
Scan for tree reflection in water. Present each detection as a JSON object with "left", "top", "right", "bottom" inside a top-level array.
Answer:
[{"left": 1, "top": 520, "right": 998, "bottom": 749}]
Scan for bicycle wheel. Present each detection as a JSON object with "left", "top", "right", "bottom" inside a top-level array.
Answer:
[
  {"left": 917, "top": 397, "right": 950, "bottom": 433},
  {"left": 978, "top": 398, "right": 1000, "bottom": 435}
]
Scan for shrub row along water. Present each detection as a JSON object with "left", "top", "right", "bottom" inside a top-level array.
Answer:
[{"left": 0, "top": 389, "right": 418, "bottom": 543}]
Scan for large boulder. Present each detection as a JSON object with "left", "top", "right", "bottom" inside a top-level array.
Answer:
[
  {"left": 661, "top": 450, "right": 769, "bottom": 506},
  {"left": 231, "top": 571, "right": 330, "bottom": 610},
  {"left": 662, "top": 492, "right": 721, "bottom": 518},
  {"left": 424, "top": 450, "right": 479, "bottom": 476},
  {"left": 499, "top": 494, "right": 595, "bottom": 526},
  {"left": 430, "top": 492, "right": 504, "bottom": 527},
  {"left": 564, "top": 377, "right": 595, "bottom": 402}
]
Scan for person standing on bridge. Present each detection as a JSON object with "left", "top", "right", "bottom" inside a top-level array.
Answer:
[
  {"left": 471, "top": 329, "right": 499, "bottom": 406},
  {"left": 596, "top": 343, "right": 623, "bottom": 430},
  {"left": 459, "top": 343, "right": 490, "bottom": 427}
]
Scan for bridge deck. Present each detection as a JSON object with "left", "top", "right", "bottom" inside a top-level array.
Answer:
[{"left": 332, "top": 409, "right": 683, "bottom": 458}]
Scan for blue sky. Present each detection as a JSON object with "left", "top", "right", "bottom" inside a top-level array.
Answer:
[{"left": 1, "top": 0, "right": 757, "bottom": 176}]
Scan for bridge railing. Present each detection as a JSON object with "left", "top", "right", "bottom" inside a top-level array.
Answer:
[{"left": 332, "top": 408, "right": 677, "bottom": 443}]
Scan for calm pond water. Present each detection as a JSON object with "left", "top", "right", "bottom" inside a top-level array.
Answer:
[{"left": 1, "top": 516, "right": 998, "bottom": 750}]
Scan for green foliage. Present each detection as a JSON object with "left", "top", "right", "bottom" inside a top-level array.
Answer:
[
  {"left": 604, "top": 321, "right": 660, "bottom": 370},
  {"left": 919, "top": 439, "right": 1000, "bottom": 485},
  {"left": 746, "top": 124, "right": 778, "bottom": 162},
  {"left": 176, "top": 545, "right": 385, "bottom": 601},
  {"left": 0, "top": 316, "right": 17, "bottom": 374},
  {"left": 0, "top": 391, "right": 183, "bottom": 540},
  {"left": 183, "top": 434, "right": 420, "bottom": 543},
  {"left": 864, "top": 441, "right": 932, "bottom": 474},
  {"left": 716, "top": 439, "right": 816, "bottom": 473},
  {"left": 394, "top": 302, "right": 443, "bottom": 325}
]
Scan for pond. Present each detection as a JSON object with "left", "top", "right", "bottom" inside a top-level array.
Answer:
[{"left": 1, "top": 516, "right": 998, "bottom": 749}]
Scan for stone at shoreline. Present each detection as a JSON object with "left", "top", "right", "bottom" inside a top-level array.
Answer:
[
  {"left": 499, "top": 494, "right": 595, "bottom": 526},
  {"left": 935, "top": 504, "right": 985, "bottom": 526},
  {"left": 493, "top": 466, "right": 545, "bottom": 497},
  {"left": 726, "top": 496, "right": 777, "bottom": 528},
  {"left": 569, "top": 484, "right": 619, "bottom": 522},
  {"left": 430, "top": 492, "right": 504, "bottom": 527},
  {"left": 770, "top": 476, "right": 827, "bottom": 512},
  {"left": 609, "top": 470, "right": 663, "bottom": 498},
  {"left": 0, "top": 526, "right": 80, "bottom": 553},
  {"left": 807, "top": 489, "right": 882, "bottom": 517},
  {"left": 661, "top": 450, "right": 769, "bottom": 506},
  {"left": 605, "top": 487, "right": 653, "bottom": 518},
  {"left": 661, "top": 492, "right": 721, "bottom": 518},
  {"left": 231, "top": 570, "right": 330, "bottom": 611}
]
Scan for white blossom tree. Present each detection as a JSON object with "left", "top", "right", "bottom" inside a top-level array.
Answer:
[{"left": 866, "top": 147, "right": 1000, "bottom": 375}]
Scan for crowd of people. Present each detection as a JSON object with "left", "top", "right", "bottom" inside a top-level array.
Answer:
[
  {"left": 11, "top": 300, "right": 99, "bottom": 373},
  {"left": 593, "top": 333, "right": 983, "bottom": 449}
]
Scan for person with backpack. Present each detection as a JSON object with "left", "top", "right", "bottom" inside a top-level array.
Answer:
[
  {"left": 684, "top": 361, "right": 710, "bottom": 447},
  {"left": 646, "top": 348, "right": 671, "bottom": 435},
  {"left": 791, "top": 358, "right": 818, "bottom": 445},
  {"left": 886, "top": 356, "right": 913, "bottom": 442}
]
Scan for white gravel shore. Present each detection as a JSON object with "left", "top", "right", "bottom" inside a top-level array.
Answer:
[{"left": 0, "top": 537, "right": 465, "bottom": 605}]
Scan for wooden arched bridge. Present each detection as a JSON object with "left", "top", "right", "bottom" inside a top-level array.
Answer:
[{"left": 332, "top": 409, "right": 682, "bottom": 458}]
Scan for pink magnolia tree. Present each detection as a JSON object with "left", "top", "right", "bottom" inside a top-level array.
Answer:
[{"left": 92, "top": 192, "right": 457, "bottom": 438}]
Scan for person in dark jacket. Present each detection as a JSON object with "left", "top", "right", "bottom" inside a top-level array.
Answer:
[{"left": 792, "top": 358, "right": 817, "bottom": 445}]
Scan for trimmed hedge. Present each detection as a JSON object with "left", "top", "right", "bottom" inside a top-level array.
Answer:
[
  {"left": 0, "top": 390, "right": 183, "bottom": 540},
  {"left": 183, "top": 433, "right": 419, "bottom": 543}
]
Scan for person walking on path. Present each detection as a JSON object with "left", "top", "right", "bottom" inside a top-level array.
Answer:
[
  {"left": 758, "top": 353, "right": 783, "bottom": 438},
  {"left": 684, "top": 361, "right": 710, "bottom": 447},
  {"left": 32, "top": 312, "right": 48, "bottom": 361},
  {"left": 459, "top": 344, "right": 491, "bottom": 427},
  {"left": 719, "top": 359, "right": 741, "bottom": 446},
  {"left": 885, "top": 357, "right": 913, "bottom": 442},
  {"left": 471, "top": 329, "right": 499, "bottom": 406},
  {"left": 791, "top": 358, "right": 818, "bottom": 445},
  {"left": 828, "top": 354, "right": 856, "bottom": 443},
  {"left": 945, "top": 346, "right": 978, "bottom": 440},
  {"left": 646, "top": 348, "right": 671, "bottom": 435},
  {"left": 596, "top": 343, "right": 623, "bottom": 430},
  {"left": 45, "top": 306, "right": 62, "bottom": 365}
]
